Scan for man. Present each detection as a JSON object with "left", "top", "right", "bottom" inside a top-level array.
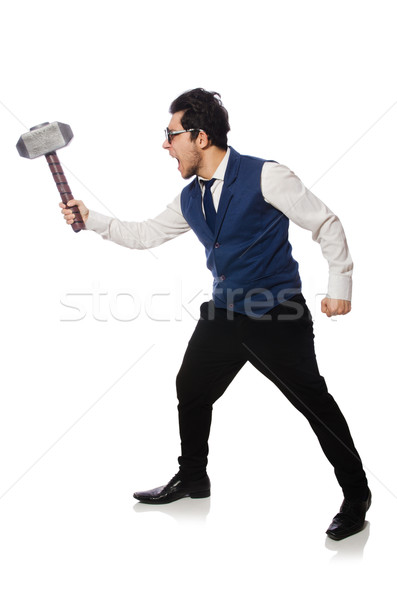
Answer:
[{"left": 60, "top": 88, "right": 371, "bottom": 540}]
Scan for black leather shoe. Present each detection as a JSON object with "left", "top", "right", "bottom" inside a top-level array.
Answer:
[
  {"left": 133, "top": 473, "right": 211, "bottom": 504},
  {"left": 326, "top": 489, "right": 372, "bottom": 540}
]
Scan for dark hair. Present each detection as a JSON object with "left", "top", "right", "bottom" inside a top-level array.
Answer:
[{"left": 169, "top": 88, "right": 230, "bottom": 150}]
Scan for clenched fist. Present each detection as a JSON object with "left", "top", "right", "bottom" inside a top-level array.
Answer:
[
  {"left": 321, "top": 298, "right": 351, "bottom": 317},
  {"left": 59, "top": 199, "right": 89, "bottom": 226}
]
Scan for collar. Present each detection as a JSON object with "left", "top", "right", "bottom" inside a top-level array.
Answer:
[{"left": 198, "top": 147, "right": 230, "bottom": 185}]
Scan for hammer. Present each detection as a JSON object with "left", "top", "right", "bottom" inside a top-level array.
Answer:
[{"left": 16, "top": 121, "right": 85, "bottom": 233}]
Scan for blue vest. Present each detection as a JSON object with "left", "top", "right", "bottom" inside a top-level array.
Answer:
[{"left": 180, "top": 147, "right": 301, "bottom": 316}]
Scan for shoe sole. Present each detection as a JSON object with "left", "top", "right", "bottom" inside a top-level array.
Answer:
[
  {"left": 326, "top": 522, "right": 366, "bottom": 541},
  {"left": 134, "top": 489, "right": 211, "bottom": 504}
]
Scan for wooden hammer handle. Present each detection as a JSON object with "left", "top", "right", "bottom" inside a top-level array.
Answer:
[{"left": 46, "top": 152, "right": 86, "bottom": 233}]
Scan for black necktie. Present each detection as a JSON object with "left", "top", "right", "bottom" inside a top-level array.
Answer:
[{"left": 203, "top": 178, "right": 217, "bottom": 233}]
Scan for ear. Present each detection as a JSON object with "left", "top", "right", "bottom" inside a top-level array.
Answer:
[{"left": 196, "top": 130, "right": 211, "bottom": 149}]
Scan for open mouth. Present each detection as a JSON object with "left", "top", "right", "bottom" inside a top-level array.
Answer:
[{"left": 170, "top": 152, "right": 181, "bottom": 172}]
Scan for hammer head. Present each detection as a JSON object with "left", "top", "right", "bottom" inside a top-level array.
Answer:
[{"left": 16, "top": 121, "right": 73, "bottom": 159}]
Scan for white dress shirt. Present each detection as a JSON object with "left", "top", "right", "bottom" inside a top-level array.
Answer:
[{"left": 85, "top": 147, "right": 353, "bottom": 300}]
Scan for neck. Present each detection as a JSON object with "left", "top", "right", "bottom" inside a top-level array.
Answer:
[{"left": 197, "top": 146, "right": 227, "bottom": 179}]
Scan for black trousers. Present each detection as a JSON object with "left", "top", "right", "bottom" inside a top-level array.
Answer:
[{"left": 176, "top": 294, "right": 368, "bottom": 501}]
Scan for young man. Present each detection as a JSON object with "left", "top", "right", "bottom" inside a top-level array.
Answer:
[{"left": 60, "top": 88, "right": 371, "bottom": 540}]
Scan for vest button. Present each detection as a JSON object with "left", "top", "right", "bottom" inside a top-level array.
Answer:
[
  {"left": 220, "top": 275, "right": 226, "bottom": 281},
  {"left": 214, "top": 242, "right": 220, "bottom": 248}
]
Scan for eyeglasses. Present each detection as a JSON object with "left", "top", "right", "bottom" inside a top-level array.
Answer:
[{"left": 164, "top": 127, "right": 204, "bottom": 144}]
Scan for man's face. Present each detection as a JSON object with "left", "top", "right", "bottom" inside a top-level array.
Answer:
[{"left": 162, "top": 110, "right": 201, "bottom": 179}]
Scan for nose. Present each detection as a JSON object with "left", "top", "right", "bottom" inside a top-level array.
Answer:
[{"left": 162, "top": 138, "right": 171, "bottom": 150}]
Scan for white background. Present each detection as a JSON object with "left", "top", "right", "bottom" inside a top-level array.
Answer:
[{"left": 1, "top": 0, "right": 396, "bottom": 597}]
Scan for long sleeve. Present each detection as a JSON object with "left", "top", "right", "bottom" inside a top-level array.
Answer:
[
  {"left": 261, "top": 162, "right": 353, "bottom": 300},
  {"left": 85, "top": 194, "right": 191, "bottom": 250}
]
